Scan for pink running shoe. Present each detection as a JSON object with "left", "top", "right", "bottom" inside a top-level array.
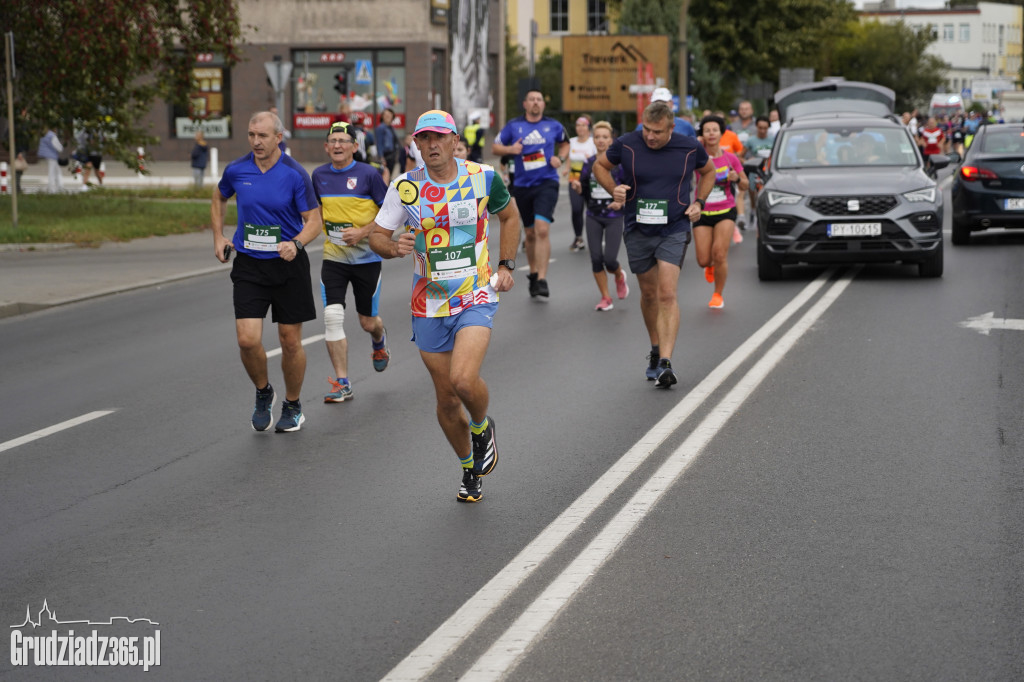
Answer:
[
  {"left": 615, "top": 272, "right": 629, "bottom": 300},
  {"left": 595, "top": 296, "right": 614, "bottom": 311}
]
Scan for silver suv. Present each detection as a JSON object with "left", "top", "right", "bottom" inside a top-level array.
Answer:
[{"left": 751, "top": 81, "right": 948, "bottom": 280}]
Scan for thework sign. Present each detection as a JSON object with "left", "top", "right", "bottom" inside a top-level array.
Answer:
[{"left": 561, "top": 35, "right": 670, "bottom": 113}]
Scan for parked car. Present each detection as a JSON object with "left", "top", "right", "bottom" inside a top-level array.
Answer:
[
  {"left": 950, "top": 122, "right": 1024, "bottom": 244},
  {"left": 750, "top": 80, "right": 949, "bottom": 280}
]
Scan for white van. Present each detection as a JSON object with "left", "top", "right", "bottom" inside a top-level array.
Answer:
[{"left": 929, "top": 93, "right": 965, "bottom": 119}]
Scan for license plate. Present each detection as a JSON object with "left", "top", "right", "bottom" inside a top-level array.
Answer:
[
  {"left": 1004, "top": 198, "right": 1024, "bottom": 210},
  {"left": 827, "top": 222, "right": 882, "bottom": 237}
]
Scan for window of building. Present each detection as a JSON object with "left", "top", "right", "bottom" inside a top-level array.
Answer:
[
  {"left": 999, "top": 24, "right": 1004, "bottom": 52},
  {"left": 587, "top": 0, "right": 607, "bottom": 33},
  {"left": 550, "top": 0, "right": 569, "bottom": 33},
  {"left": 290, "top": 49, "right": 407, "bottom": 140},
  {"left": 960, "top": 24, "right": 970, "bottom": 42},
  {"left": 943, "top": 24, "right": 954, "bottom": 42},
  {"left": 172, "top": 54, "right": 232, "bottom": 139}
]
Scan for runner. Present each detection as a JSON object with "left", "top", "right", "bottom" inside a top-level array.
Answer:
[
  {"left": 312, "top": 121, "right": 391, "bottom": 404},
  {"left": 491, "top": 88, "right": 569, "bottom": 299},
  {"left": 741, "top": 115, "right": 775, "bottom": 230},
  {"left": 368, "top": 110, "right": 521, "bottom": 503},
  {"left": 592, "top": 101, "right": 716, "bottom": 388},
  {"left": 572, "top": 120, "right": 628, "bottom": 311},
  {"left": 566, "top": 115, "right": 598, "bottom": 252},
  {"left": 694, "top": 115, "right": 748, "bottom": 310},
  {"left": 918, "top": 116, "right": 946, "bottom": 175},
  {"left": 729, "top": 101, "right": 757, "bottom": 231},
  {"left": 212, "top": 111, "right": 322, "bottom": 432}
]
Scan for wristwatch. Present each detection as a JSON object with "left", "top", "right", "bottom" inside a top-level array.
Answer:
[
  {"left": 498, "top": 258, "right": 516, "bottom": 272},
  {"left": 695, "top": 197, "right": 706, "bottom": 210},
  {"left": 292, "top": 239, "right": 304, "bottom": 251}
]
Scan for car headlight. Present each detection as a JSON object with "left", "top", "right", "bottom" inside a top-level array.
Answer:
[
  {"left": 766, "top": 190, "right": 802, "bottom": 207},
  {"left": 903, "top": 188, "right": 936, "bottom": 203}
]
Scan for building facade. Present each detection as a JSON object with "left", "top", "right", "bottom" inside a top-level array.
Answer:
[
  {"left": 141, "top": 0, "right": 503, "bottom": 163},
  {"left": 861, "top": 2, "right": 1022, "bottom": 102},
  {"left": 507, "top": 0, "right": 614, "bottom": 57}
]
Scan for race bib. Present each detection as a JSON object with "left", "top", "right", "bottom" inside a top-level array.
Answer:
[
  {"left": 523, "top": 151, "right": 547, "bottom": 171},
  {"left": 326, "top": 220, "right": 353, "bottom": 246},
  {"left": 589, "top": 178, "right": 611, "bottom": 200},
  {"left": 636, "top": 199, "right": 668, "bottom": 225},
  {"left": 707, "top": 186, "right": 727, "bottom": 205},
  {"left": 428, "top": 242, "right": 478, "bottom": 281},
  {"left": 243, "top": 223, "right": 281, "bottom": 252}
]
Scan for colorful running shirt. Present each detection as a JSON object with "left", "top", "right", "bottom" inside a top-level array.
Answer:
[
  {"left": 703, "top": 151, "right": 744, "bottom": 215},
  {"left": 920, "top": 127, "right": 945, "bottom": 156},
  {"left": 312, "top": 160, "right": 388, "bottom": 264},
  {"left": 604, "top": 129, "right": 709, "bottom": 236},
  {"left": 373, "top": 159, "right": 511, "bottom": 318},
  {"left": 579, "top": 154, "right": 624, "bottom": 219},
  {"left": 567, "top": 135, "right": 598, "bottom": 182},
  {"left": 218, "top": 152, "right": 319, "bottom": 259},
  {"left": 495, "top": 116, "right": 569, "bottom": 188}
]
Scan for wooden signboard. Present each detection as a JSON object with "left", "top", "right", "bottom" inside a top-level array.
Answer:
[{"left": 561, "top": 35, "right": 670, "bottom": 113}]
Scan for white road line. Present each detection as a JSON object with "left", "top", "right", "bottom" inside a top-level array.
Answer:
[
  {"left": 0, "top": 410, "right": 117, "bottom": 454},
  {"left": 381, "top": 268, "right": 839, "bottom": 681},
  {"left": 466, "top": 268, "right": 860, "bottom": 681},
  {"left": 266, "top": 334, "right": 325, "bottom": 358}
]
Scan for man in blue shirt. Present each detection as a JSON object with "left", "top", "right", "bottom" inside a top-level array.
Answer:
[
  {"left": 593, "top": 101, "right": 716, "bottom": 389},
  {"left": 492, "top": 89, "right": 569, "bottom": 298},
  {"left": 211, "top": 111, "right": 323, "bottom": 433}
]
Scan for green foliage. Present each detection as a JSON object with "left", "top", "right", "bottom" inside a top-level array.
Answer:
[
  {"left": 0, "top": 193, "right": 234, "bottom": 244},
  {"left": 503, "top": 41, "right": 564, "bottom": 121},
  {"left": 831, "top": 21, "right": 947, "bottom": 112},
  {"left": 1, "top": 0, "right": 241, "bottom": 172}
]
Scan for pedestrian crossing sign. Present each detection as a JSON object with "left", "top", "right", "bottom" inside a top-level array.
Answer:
[{"left": 355, "top": 60, "right": 373, "bottom": 85}]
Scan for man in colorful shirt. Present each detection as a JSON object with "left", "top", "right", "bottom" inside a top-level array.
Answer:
[
  {"left": 212, "top": 111, "right": 323, "bottom": 433},
  {"left": 312, "top": 121, "right": 391, "bottom": 404},
  {"left": 491, "top": 89, "right": 569, "bottom": 298},
  {"left": 368, "top": 110, "right": 521, "bottom": 503}
]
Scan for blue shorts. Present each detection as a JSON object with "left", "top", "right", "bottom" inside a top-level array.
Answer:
[
  {"left": 512, "top": 181, "right": 559, "bottom": 228},
  {"left": 411, "top": 303, "right": 498, "bottom": 353}
]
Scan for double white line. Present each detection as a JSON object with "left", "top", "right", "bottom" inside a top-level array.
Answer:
[{"left": 384, "top": 267, "right": 859, "bottom": 681}]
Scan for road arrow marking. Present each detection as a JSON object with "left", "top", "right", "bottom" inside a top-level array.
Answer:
[{"left": 958, "top": 312, "right": 1024, "bottom": 336}]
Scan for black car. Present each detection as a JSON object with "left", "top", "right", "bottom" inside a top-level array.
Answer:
[
  {"left": 751, "top": 80, "right": 948, "bottom": 280},
  {"left": 951, "top": 123, "right": 1024, "bottom": 244}
]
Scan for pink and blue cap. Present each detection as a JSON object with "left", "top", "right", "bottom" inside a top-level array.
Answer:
[{"left": 414, "top": 110, "right": 458, "bottom": 136}]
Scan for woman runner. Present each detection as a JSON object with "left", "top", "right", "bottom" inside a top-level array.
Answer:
[{"left": 565, "top": 115, "right": 598, "bottom": 252}]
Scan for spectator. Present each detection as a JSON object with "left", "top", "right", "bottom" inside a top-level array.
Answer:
[
  {"left": 37, "top": 127, "right": 63, "bottom": 194},
  {"left": 190, "top": 130, "right": 210, "bottom": 190}
]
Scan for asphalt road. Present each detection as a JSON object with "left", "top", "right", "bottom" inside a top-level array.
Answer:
[{"left": 1, "top": 183, "right": 1022, "bottom": 681}]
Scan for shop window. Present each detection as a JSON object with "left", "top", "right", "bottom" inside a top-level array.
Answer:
[{"left": 172, "top": 54, "right": 232, "bottom": 139}]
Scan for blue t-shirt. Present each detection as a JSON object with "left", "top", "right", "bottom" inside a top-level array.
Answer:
[
  {"left": 496, "top": 115, "right": 569, "bottom": 188},
  {"left": 604, "top": 129, "right": 709, "bottom": 236},
  {"left": 219, "top": 152, "right": 319, "bottom": 259},
  {"left": 312, "top": 160, "right": 388, "bottom": 265},
  {"left": 634, "top": 117, "right": 696, "bottom": 138}
]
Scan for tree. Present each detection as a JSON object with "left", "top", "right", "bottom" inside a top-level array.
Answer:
[
  {"left": 1, "top": 0, "right": 241, "bottom": 171},
  {"left": 831, "top": 21, "right": 947, "bottom": 112}
]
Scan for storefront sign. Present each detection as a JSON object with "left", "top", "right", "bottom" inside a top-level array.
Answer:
[{"left": 175, "top": 117, "right": 231, "bottom": 139}]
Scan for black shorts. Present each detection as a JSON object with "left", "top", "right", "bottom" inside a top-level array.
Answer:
[
  {"left": 231, "top": 250, "right": 316, "bottom": 324},
  {"left": 512, "top": 180, "right": 560, "bottom": 228},
  {"left": 320, "top": 259, "right": 382, "bottom": 318},
  {"left": 693, "top": 208, "right": 737, "bottom": 228}
]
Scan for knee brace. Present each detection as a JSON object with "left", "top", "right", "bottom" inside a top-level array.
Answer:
[{"left": 324, "top": 303, "right": 346, "bottom": 341}]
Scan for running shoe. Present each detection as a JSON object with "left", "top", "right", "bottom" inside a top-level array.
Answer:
[
  {"left": 595, "top": 296, "right": 614, "bottom": 311},
  {"left": 736, "top": 214, "right": 748, "bottom": 231},
  {"left": 732, "top": 225, "right": 743, "bottom": 244},
  {"left": 471, "top": 416, "right": 499, "bottom": 476},
  {"left": 372, "top": 328, "right": 390, "bottom": 372},
  {"left": 615, "top": 271, "right": 630, "bottom": 300},
  {"left": 570, "top": 237, "right": 586, "bottom": 252},
  {"left": 275, "top": 400, "right": 305, "bottom": 432},
  {"left": 324, "top": 377, "right": 353, "bottom": 403},
  {"left": 457, "top": 468, "right": 483, "bottom": 503},
  {"left": 645, "top": 352, "right": 659, "bottom": 381},
  {"left": 535, "top": 278, "right": 550, "bottom": 298},
  {"left": 709, "top": 292, "right": 724, "bottom": 309},
  {"left": 252, "top": 385, "right": 275, "bottom": 431},
  {"left": 528, "top": 273, "right": 539, "bottom": 298},
  {"left": 655, "top": 360, "right": 678, "bottom": 389},
  {"left": 704, "top": 266, "right": 715, "bottom": 283}
]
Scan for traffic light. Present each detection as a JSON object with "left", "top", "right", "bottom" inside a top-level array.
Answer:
[
  {"left": 687, "top": 51, "right": 696, "bottom": 81},
  {"left": 333, "top": 69, "right": 348, "bottom": 95}
]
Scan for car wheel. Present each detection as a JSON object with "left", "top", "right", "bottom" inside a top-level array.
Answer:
[
  {"left": 757, "top": 236, "right": 782, "bottom": 281},
  {"left": 951, "top": 217, "right": 971, "bottom": 245},
  {"left": 918, "top": 241, "right": 944, "bottom": 278}
]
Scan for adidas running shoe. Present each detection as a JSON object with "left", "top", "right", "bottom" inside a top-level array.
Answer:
[
  {"left": 457, "top": 468, "right": 483, "bottom": 503},
  {"left": 471, "top": 416, "right": 498, "bottom": 476}
]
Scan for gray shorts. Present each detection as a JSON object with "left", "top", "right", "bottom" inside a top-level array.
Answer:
[{"left": 623, "top": 229, "right": 691, "bottom": 274}]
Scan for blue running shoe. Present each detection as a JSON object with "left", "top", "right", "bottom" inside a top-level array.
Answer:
[
  {"left": 372, "top": 328, "right": 390, "bottom": 372},
  {"left": 645, "top": 352, "right": 659, "bottom": 381},
  {"left": 324, "top": 377, "right": 353, "bottom": 403},
  {"left": 471, "top": 416, "right": 498, "bottom": 476},
  {"left": 275, "top": 400, "right": 305, "bottom": 432},
  {"left": 457, "top": 468, "right": 483, "bottom": 503},
  {"left": 251, "top": 385, "right": 275, "bottom": 431},
  {"left": 655, "top": 360, "right": 678, "bottom": 389}
]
